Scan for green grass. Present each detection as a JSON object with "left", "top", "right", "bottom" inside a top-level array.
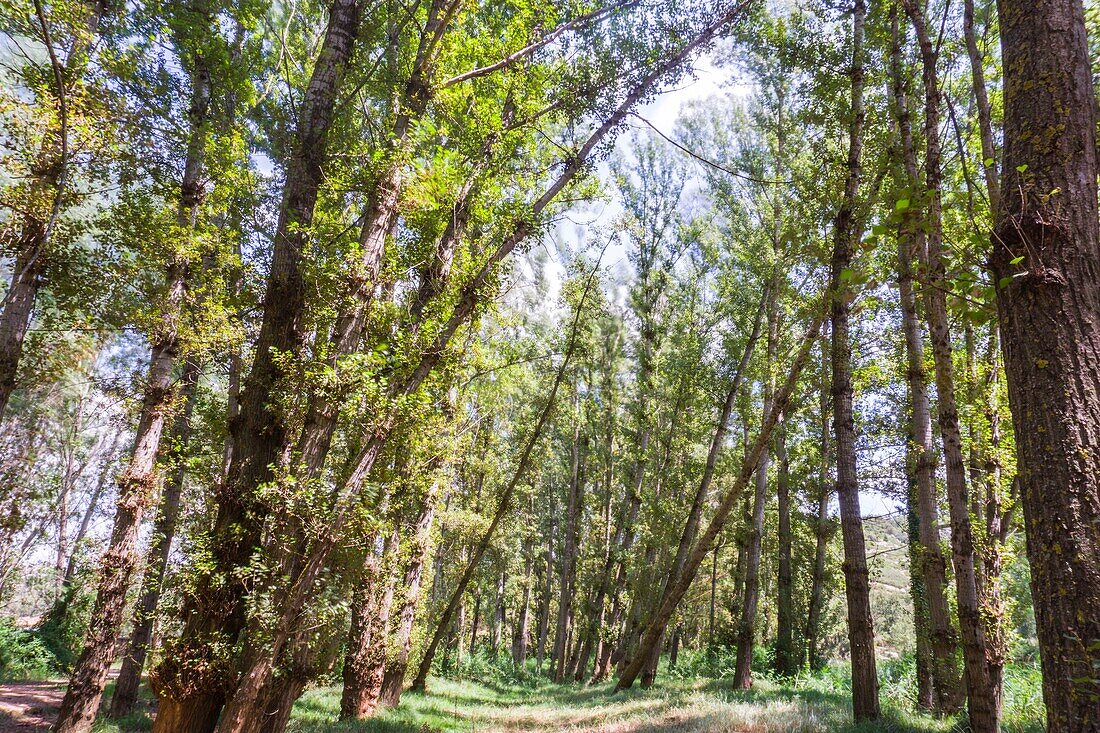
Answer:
[
  {"left": 78, "top": 659, "right": 1044, "bottom": 733},
  {"left": 282, "top": 662, "right": 1045, "bottom": 733}
]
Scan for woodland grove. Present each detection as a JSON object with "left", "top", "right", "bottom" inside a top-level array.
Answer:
[{"left": 0, "top": 0, "right": 1098, "bottom": 732}]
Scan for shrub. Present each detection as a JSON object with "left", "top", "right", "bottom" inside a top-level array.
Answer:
[
  {"left": 0, "top": 617, "right": 57, "bottom": 680},
  {"left": 37, "top": 578, "right": 94, "bottom": 671}
]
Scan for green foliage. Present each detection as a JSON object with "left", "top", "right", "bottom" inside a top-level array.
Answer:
[
  {"left": 36, "top": 578, "right": 95, "bottom": 672},
  {"left": 0, "top": 617, "right": 56, "bottom": 680}
]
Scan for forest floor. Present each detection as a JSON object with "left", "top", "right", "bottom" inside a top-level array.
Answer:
[
  {"left": 0, "top": 668, "right": 1045, "bottom": 733},
  {"left": 0, "top": 679, "right": 65, "bottom": 732},
  {"left": 284, "top": 672, "right": 1044, "bottom": 733}
]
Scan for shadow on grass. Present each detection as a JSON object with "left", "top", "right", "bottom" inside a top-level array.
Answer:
[{"left": 287, "top": 671, "right": 1041, "bottom": 733}]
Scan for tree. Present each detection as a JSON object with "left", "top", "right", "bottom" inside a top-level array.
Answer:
[
  {"left": 0, "top": 0, "right": 111, "bottom": 422},
  {"left": 828, "top": 0, "right": 879, "bottom": 721},
  {"left": 992, "top": 0, "right": 1100, "bottom": 728},
  {"left": 886, "top": 3, "right": 959, "bottom": 713}
]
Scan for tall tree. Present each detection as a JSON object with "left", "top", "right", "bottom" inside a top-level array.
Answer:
[
  {"left": 902, "top": 0, "right": 998, "bottom": 727},
  {"left": 828, "top": 0, "right": 879, "bottom": 721},
  {"left": 992, "top": 0, "right": 1100, "bottom": 728},
  {"left": 887, "top": 3, "right": 960, "bottom": 713},
  {"left": 150, "top": 5, "right": 365, "bottom": 729},
  {"left": 53, "top": 5, "right": 228, "bottom": 728}
]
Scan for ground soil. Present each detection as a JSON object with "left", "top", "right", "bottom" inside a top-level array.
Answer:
[{"left": 0, "top": 679, "right": 64, "bottom": 732}]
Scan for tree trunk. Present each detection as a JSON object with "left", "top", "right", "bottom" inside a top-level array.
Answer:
[
  {"left": 591, "top": 444, "right": 644, "bottom": 683},
  {"left": 340, "top": 534, "right": 397, "bottom": 720},
  {"left": 54, "top": 31, "right": 212, "bottom": 731},
  {"left": 733, "top": 291, "right": 776, "bottom": 690},
  {"left": 829, "top": 0, "right": 879, "bottom": 721},
  {"left": 0, "top": 244, "right": 45, "bottom": 424},
  {"left": 963, "top": 0, "right": 999, "bottom": 213},
  {"left": 906, "top": 485, "right": 934, "bottom": 709},
  {"left": 151, "top": 6, "right": 363, "bottom": 731},
  {"left": 553, "top": 428, "right": 584, "bottom": 682},
  {"left": 887, "top": 6, "right": 961, "bottom": 713},
  {"left": 110, "top": 357, "right": 201, "bottom": 718},
  {"left": 668, "top": 625, "right": 681, "bottom": 670},
  {"left": 379, "top": 488, "right": 438, "bottom": 708},
  {"left": 976, "top": 331, "right": 1010, "bottom": 723},
  {"left": 572, "top": 435, "right": 616, "bottom": 682},
  {"left": 993, "top": 0, "right": 1100, "bottom": 728},
  {"left": 804, "top": 344, "right": 830, "bottom": 672},
  {"left": 963, "top": 1, "right": 1010, "bottom": 721},
  {"left": 490, "top": 571, "right": 506, "bottom": 658},
  {"left": 512, "top": 539, "right": 533, "bottom": 667},
  {"left": 536, "top": 511, "right": 554, "bottom": 674},
  {"left": 902, "top": 1, "right": 997, "bottom": 727},
  {"left": 0, "top": 1, "right": 108, "bottom": 423},
  {"left": 732, "top": 444, "right": 767, "bottom": 689},
  {"left": 470, "top": 594, "right": 482, "bottom": 655},
  {"left": 774, "top": 423, "right": 795, "bottom": 678}
]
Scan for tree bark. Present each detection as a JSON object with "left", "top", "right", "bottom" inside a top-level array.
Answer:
[
  {"left": 887, "top": 5, "right": 961, "bottom": 713},
  {"left": 536, "top": 512, "right": 554, "bottom": 674},
  {"left": 803, "top": 335, "right": 831, "bottom": 671},
  {"left": 975, "top": 330, "right": 1011, "bottom": 721},
  {"left": 804, "top": 337, "right": 831, "bottom": 672},
  {"left": 553, "top": 427, "right": 585, "bottom": 682},
  {"left": 53, "top": 26, "right": 213, "bottom": 731},
  {"left": 963, "top": 0, "right": 1010, "bottom": 718},
  {"left": 828, "top": 0, "right": 879, "bottom": 721},
  {"left": 512, "top": 538, "right": 533, "bottom": 667},
  {"left": 732, "top": 412, "right": 769, "bottom": 689},
  {"left": 992, "top": 0, "right": 1100, "bottom": 728},
  {"left": 340, "top": 534, "right": 396, "bottom": 720},
  {"left": 774, "top": 422, "right": 795, "bottom": 677},
  {"left": 574, "top": 394, "right": 617, "bottom": 682},
  {"left": 963, "top": 0, "right": 999, "bottom": 213},
  {"left": 903, "top": 1, "right": 998, "bottom": 727},
  {"left": 110, "top": 357, "right": 201, "bottom": 718},
  {"left": 150, "top": 6, "right": 363, "bottom": 730},
  {"left": 379, "top": 486, "right": 439, "bottom": 708},
  {"left": 490, "top": 571, "right": 506, "bottom": 658},
  {"left": 470, "top": 594, "right": 482, "bottom": 655}
]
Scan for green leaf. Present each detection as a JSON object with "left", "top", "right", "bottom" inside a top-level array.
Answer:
[
  {"left": 984, "top": 157, "right": 995, "bottom": 167},
  {"left": 894, "top": 198, "right": 910, "bottom": 212},
  {"left": 1016, "top": 164, "right": 1029, "bottom": 173},
  {"left": 998, "top": 276, "right": 1014, "bottom": 289},
  {"left": 1010, "top": 255, "right": 1025, "bottom": 265}
]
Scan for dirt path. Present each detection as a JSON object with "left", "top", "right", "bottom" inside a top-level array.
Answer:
[{"left": 0, "top": 679, "right": 65, "bottom": 732}]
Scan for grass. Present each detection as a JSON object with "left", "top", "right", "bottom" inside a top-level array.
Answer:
[
  {"left": 74, "top": 658, "right": 1045, "bottom": 733},
  {"left": 282, "top": 661, "right": 1045, "bottom": 733}
]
